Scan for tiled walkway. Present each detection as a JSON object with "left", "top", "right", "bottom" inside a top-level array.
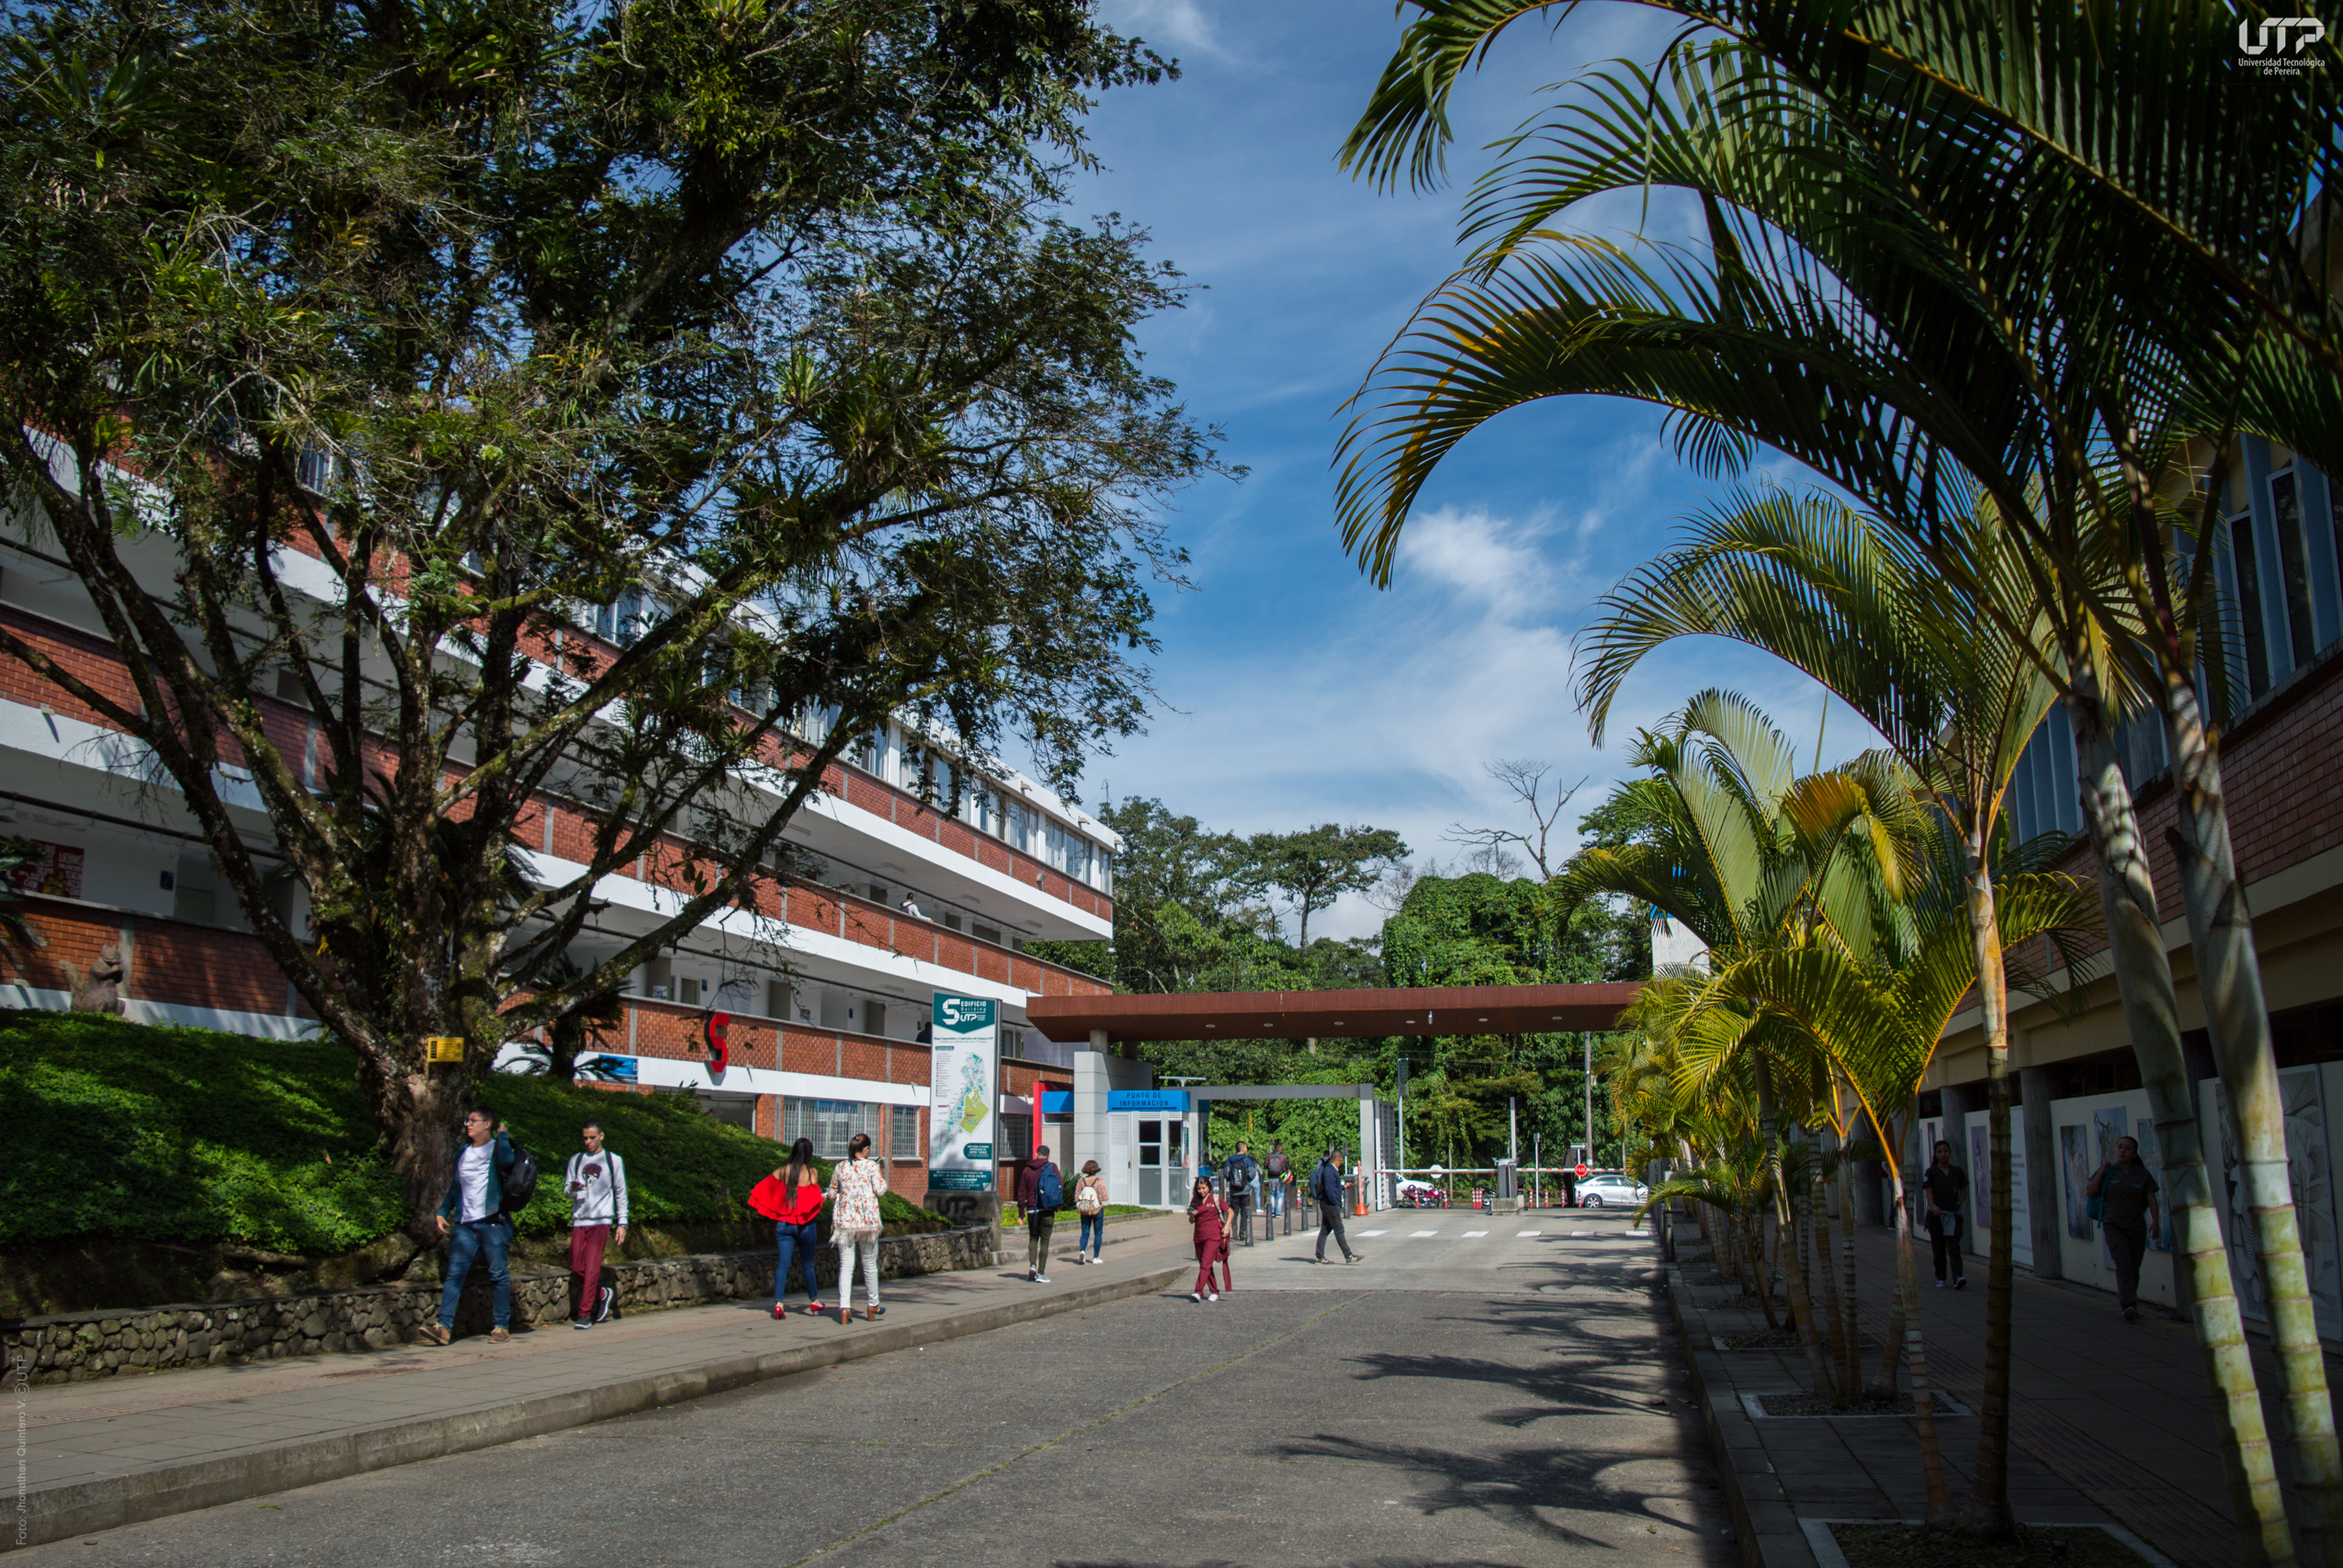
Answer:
[{"left": 1677, "top": 1218, "right": 2343, "bottom": 1568}]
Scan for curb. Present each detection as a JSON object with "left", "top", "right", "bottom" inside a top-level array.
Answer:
[
  {"left": 14, "top": 1264, "right": 1187, "bottom": 1551},
  {"left": 1664, "top": 1263, "right": 1818, "bottom": 1568}
]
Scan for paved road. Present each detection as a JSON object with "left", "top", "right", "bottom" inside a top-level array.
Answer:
[{"left": 29, "top": 1213, "right": 1729, "bottom": 1568}]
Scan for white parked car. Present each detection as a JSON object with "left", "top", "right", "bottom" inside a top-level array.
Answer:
[{"left": 1574, "top": 1173, "right": 1648, "bottom": 1209}]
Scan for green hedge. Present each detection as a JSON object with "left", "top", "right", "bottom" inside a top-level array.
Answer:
[{"left": 0, "top": 1010, "right": 938, "bottom": 1253}]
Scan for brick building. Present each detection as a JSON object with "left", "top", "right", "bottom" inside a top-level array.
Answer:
[
  {"left": 0, "top": 516, "right": 1122, "bottom": 1203},
  {"left": 1925, "top": 434, "right": 2343, "bottom": 1328}
]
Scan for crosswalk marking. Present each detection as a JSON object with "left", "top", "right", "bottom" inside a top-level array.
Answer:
[
  {"left": 1358, "top": 1229, "right": 1387, "bottom": 1236},
  {"left": 1463, "top": 1230, "right": 1488, "bottom": 1236},
  {"left": 1625, "top": 1229, "right": 1651, "bottom": 1237},
  {"left": 1517, "top": 1230, "right": 1543, "bottom": 1237},
  {"left": 1570, "top": 1231, "right": 1595, "bottom": 1237},
  {"left": 1409, "top": 1229, "right": 1440, "bottom": 1237}
]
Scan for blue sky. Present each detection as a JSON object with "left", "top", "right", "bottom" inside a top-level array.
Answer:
[{"left": 1070, "top": 1, "right": 1852, "bottom": 938}]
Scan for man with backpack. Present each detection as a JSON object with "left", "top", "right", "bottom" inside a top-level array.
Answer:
[
  {"left": 424, "top": 1108, "right": 529, "bottom": 1344},
  {"left": 1263, "top": 1142, "right": 1291, "bottom": 1232},
  {"left": 1312, "top": 1145, "right": 1363, "bottom": 1265},
  {"left": 1016, "top": 1144, "right": 1064, "bottom": 1284},
  {"left": 1224, "top": 1141, "right": 1260, "bottom": 1246},
  {"left": 564, "top": 1121, "right": 629, "bottom": 1330}
]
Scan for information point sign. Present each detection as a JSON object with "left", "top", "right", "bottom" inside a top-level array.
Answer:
[{"left": 927, "top": 994, "right": 997, "bottom": 1192}]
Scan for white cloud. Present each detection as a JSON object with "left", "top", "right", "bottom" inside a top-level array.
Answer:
[{"left": 1097, "top": 0, "right": 1227, "bottom": 59}]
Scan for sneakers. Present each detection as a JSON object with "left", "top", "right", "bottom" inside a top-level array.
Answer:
[
  {"left": 1347, "top": 1254, "right": 1363, "bottom": 1264},
  {"left": 487, "top": 1327, "right": 510, "bottom": 1344},
  {"left": 596, "top": 1284, "right": 616, "bottom": 1323},
  {"left": 1934, "top": 1280, "right": 1947, "bottom": 1289},
  {"left": 421, "top": 1323, "right": 452, "bottom": 1346},
  {"left": 572, "top": 1317, "right": 592, "bottom": 1331},
  {"left": 1034, "top": 1274, "right": 1051, "bottom": 1284},
  {"left": 1191, "top": 1292, "right": 1204, "bottom": 1303},
  {"left": 1207, "top": 1292, "right": 1219, "bottom": 1303},
  {"left": 2123, "top": 1306, "right": 2141, "bottom": 1323},
  {"left": 1954, "top": 1278, "right": 1968, "bottom": 1291}
]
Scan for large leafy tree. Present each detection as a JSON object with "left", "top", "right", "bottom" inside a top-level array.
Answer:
[
  {"left": 1245, "top": 823, "right": 1409, "bottom": 951},
  {"left": 0, "top": 0, "right": 1217, "bottom": 1234}
]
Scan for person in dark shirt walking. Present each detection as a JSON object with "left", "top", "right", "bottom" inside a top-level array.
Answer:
[
  {"left": 1921, "top": 1140, "right": 1969, "bottom": 1290},
  {"left": 1224, "top": 1141, "right": 1259, "bottom": 1247},
  {"left": 2088, "top": 1136, "right": 2163, "bottom": 1322},
  {"left": 1311, "top": 1146, "right": 1362, "bottom": 1265},
  {"left": 1015, "top": 1144, "right": 1064, "bottom": 1284}
]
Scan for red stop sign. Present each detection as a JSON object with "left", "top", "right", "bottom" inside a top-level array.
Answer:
[{"left": 1575, "top": 1163, "right": 1590, "bottom": 1179}]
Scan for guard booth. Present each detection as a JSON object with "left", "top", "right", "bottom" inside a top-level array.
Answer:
[{"left": 1101, "top": 1087, "right": 1196, "bottom": 1208}]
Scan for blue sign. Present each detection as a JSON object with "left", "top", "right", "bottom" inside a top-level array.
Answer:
[
  {"left": 1040, "top": 1089, "right": 1073, "bottom": 1114},
  {"left": 1109, "top": 1089, "right": 1189, "bottom": 1111}
]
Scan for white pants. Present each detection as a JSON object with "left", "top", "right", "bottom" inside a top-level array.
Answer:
[{"left": 837, "top": 1230, "right": 881, "bottom": 1310}]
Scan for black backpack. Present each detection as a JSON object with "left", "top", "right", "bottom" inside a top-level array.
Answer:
[{"left": 501, "top": 1143, "right": 540, "bottom": 1213}]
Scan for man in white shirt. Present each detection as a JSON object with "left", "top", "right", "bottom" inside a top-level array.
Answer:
[
  {"left": 565, "top": 1122, "right": 629, "bottom": 1330},
  {"left": 424, "top": 1109, "right": 516, "bottom": 1345}
]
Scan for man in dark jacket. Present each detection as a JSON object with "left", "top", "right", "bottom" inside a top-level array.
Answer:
[
  {"left": 425, "top": 1109, "right": 517, "bottom": 1344},
  {"left": 1225, "top": 1142, "right": 1260, "bottom": 1246},
  {"left": 1312, "top": 1147, "right": 1362, "bottom": 1265},
  {"left": 1016, "top": 1145, "right": 1063, "bottom": 1284}
]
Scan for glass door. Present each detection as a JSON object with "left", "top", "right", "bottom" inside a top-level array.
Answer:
[{"left": 1138, "top": 1119, "right": 1162, "bottom": 1207}]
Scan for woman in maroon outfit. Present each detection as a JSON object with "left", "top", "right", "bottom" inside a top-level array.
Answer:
[{"left": 1186, "top": 1175, "right": 1230, "bottom": 1303}]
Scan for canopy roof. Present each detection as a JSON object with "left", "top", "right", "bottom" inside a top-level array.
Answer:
[{"left": 1026, "top": 983, "right": 1641, "bottom": 1044}]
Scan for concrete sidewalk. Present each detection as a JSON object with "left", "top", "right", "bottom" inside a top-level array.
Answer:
[{"left": 9, "top": 1213, "right": 1197, "bottom": 1551}]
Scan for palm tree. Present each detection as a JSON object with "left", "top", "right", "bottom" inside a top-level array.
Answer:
[
  {"left": 1333, "top": 28, "right": 2322, "bottom": 1556},
  {"left": 1571, "top": 488, "right": 2100, "bottom": 1524},
  {"left": 1560, "top": 693, "right": 1913, "bottom": 1407}
]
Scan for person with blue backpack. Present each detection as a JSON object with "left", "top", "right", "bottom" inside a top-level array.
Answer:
[{"left": 1016, "top": 1144, "right": 1065, "bottom": 1283}]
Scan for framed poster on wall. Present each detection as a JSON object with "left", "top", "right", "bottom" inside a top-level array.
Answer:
[{"left": 2207, "top": 1067, "right": 2342, "bottom": 1337}]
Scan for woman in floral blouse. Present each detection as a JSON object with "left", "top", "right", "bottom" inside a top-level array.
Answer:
[{"left": 829, "top": 1133, "right": 889, "bottom": 1324}]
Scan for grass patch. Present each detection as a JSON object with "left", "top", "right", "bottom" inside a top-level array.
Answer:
[
  {"left": 1833, "top": 1524, "right": 2155, "bottom": 1568},
  {"left": 0, "top": 1009, "right": 944, "bottom": 1255}
]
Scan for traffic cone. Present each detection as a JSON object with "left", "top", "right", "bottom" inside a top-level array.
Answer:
[{"left": 1353, "top": 1179, "right": 1368, "bottom": 1218}]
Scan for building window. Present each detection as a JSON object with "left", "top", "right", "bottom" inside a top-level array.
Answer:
[
  {"left": 890, "top": 1103, "right": 921, "bottom": 1161},
  {"left": 784, "top": 1098, "right": 877, "bottom": 1158},
  {"left": 2269, "top": 470, "right": 2317, "bottom": 670},
  {"left": 2229, "top": 512, "right": 2272, "bottom": 700}
]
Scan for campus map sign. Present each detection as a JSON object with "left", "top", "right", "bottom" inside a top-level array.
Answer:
[{"left": 928, "top": 993, "right": 997, "bottom": 1191}]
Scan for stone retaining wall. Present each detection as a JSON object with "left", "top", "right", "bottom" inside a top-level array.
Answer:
[{"left": 4, "top": 1225, "right": 993, "bottom": 1385}]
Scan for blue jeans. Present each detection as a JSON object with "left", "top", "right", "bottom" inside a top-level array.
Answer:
[
  {"left": 775, "top": 1221, "right": 822, "bottom": 1304},
  {"left": 1079, "top": 1213, "right": 1104, "bottom": 1258},
  {"left": 439, "top": 1216, "right": 513, "bottom": 1329},
  {"left": 1265, "top": 1182, "right": 1285, "bottom": 1218}
]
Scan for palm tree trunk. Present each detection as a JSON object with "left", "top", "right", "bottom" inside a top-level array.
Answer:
[
  {"left": 1757, "top": 1058, "right": 1838, "bottom": 1401},
  {"left": 1888, "top": 1107, "right": 1952, "bottom": 1517},
  {"left": 2072, "top": 701, "right": 2293, "bottom": 1564},
  {"left": 2158, "top": 670, "right": 2343, "bottom": 1567},
  {"left": 1874, "top": 1107, "right": 1909, "bottom": 1398},
  {"left": 1811, "top": 1162, "right": 1851, "bottom": 1397},
  {"left": 1832, "top": 1100, "right": 1862, "bottom": 1395},
  {"left": 1964, "top": 838, "right": 2017, "bottom": 1533}
]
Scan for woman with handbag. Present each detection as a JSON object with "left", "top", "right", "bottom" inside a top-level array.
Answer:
[
  {"left": 1072, "top": 1160, "right": 1109, "bottom": 1265},
  {"left": 1921, "top": 1140, "right": 1969, "bottom": 1291},
  {"left": 1185, "top": 1175, "right": 1230, "bottom": 1303},
  {"left": 767, "top": 1138, "right": 827, "bottom": 1320},
  {"left": 829, "top": 1132, "right": 889, "bottom": 1323}
]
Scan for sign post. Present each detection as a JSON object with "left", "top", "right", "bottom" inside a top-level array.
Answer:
[{"left": 926, "top": 993, "right": 1001, "bottom": 1254}]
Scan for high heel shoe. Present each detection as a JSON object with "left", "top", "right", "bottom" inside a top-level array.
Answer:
[
  {"left": 866, "top": 1304, "right": 884, "bottom": 1320},
  {"left": 771, "top": 1303, "right": 786, "bottom": 1321}
]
